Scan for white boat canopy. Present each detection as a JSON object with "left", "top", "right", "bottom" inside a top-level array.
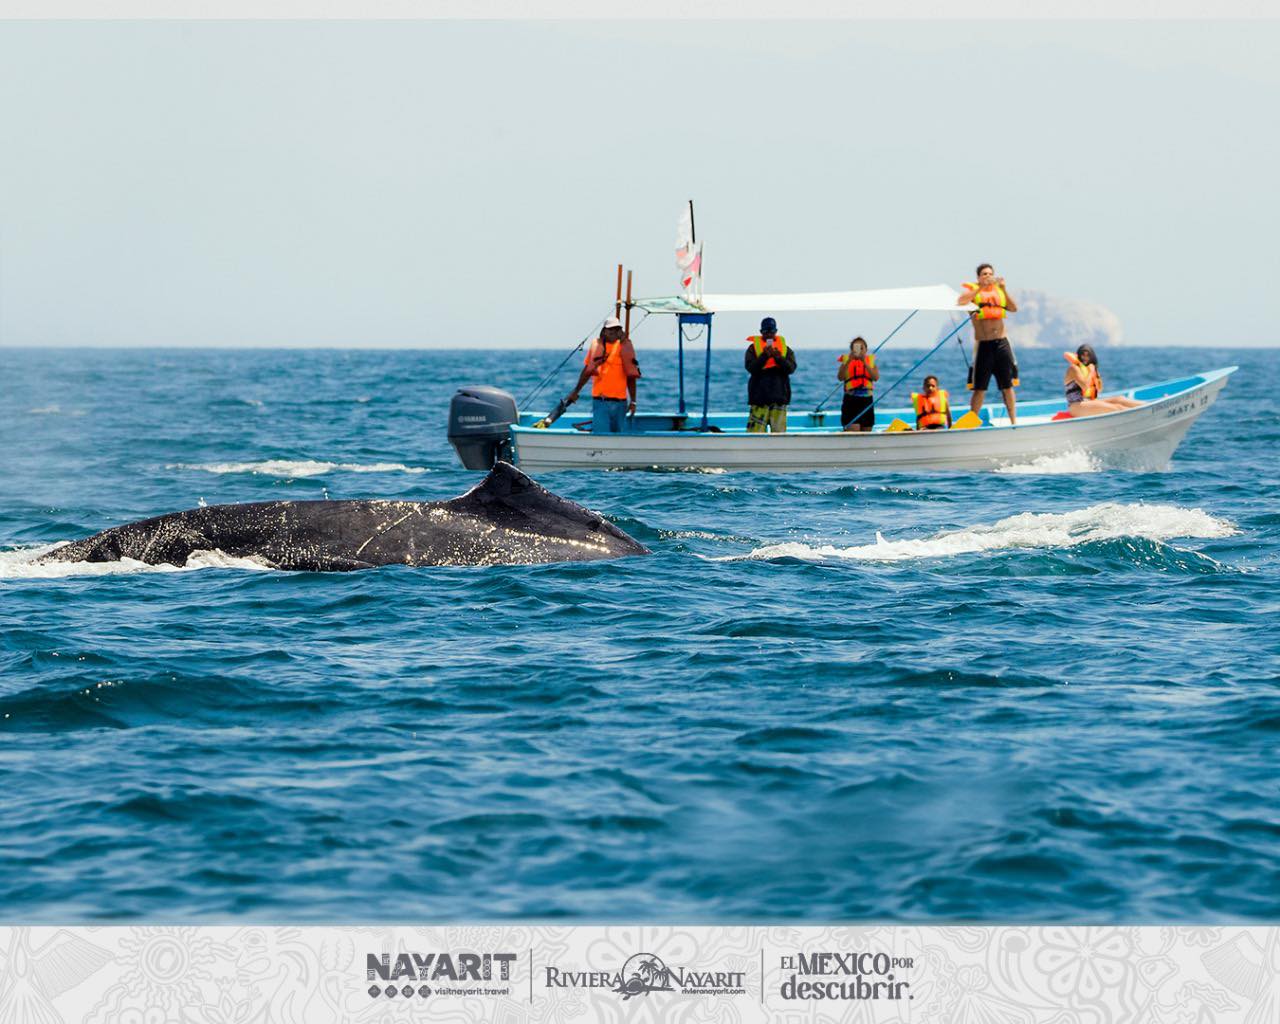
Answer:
[{"left": 633, "top": 283, "right": 964, "bottom": 316}]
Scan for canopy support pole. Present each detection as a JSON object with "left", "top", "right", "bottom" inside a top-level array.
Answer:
[
  {"left": 677, "top": 312, "right": 713, "bottom": 429},
  {"left": 701, "top": 316, "right": 713, "bottom": 430},
  {"left": 677, "top": 320, "right": 686, "bottom": 416}
]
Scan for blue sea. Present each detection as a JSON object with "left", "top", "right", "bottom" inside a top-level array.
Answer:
[{"left": 2, "top": 344, "right": 1277, "bottom": 923}]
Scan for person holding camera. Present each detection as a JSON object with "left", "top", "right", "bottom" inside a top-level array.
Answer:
[
  {"left": 744, "top": 317, "right": 797, "bottom": 433},
  {"left": 837, "top": 335, "right": 879, "bottom": 432}
]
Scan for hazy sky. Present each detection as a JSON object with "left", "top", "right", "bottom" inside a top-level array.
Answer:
[{"left": 1, "top": 19, "right": 1277, "bottom": 348}]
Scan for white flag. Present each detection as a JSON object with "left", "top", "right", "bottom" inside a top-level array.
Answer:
[{"left": 675, "top": 203, "right": 702, "bottom": 301}]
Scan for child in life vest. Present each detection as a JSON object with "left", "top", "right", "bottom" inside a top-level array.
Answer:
[{"left": 912, "top": 375, "right": 952, "bottom": 430}]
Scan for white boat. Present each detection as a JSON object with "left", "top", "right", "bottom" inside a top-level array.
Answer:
[
  {"left": 503, "top": 367, "right": 1234, "bottom": 473},
  {"left": 449, "top": 293, "right": 1234, "bottom": 474},
  {"left": 447, "top": 207, "right": 1235, "bottom": 474}
]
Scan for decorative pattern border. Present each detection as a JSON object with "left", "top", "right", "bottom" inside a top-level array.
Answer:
[{"left": 0, "top": 925, "right": 1270, "bottom": 1022}]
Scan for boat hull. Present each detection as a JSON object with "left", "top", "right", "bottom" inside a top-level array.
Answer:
[{"left": 507, "top": 368, "right": 1234, "bottom": 473}]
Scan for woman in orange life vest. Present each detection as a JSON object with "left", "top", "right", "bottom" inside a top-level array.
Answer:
[
  {"left": 567, "top": 316, "right": 641, "bottom": 434},
  {"left": 1062, "top": 344, "right": 1144, "bottom": 417},
  {"left": 911, "top": 375, "right": 952, "bottom": 430},
  {"left": 837, "top": 336, "right": 880, "bottom": 432}
]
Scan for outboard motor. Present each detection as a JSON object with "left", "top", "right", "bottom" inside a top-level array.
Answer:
[{"left": 448, "top": 386, "right": 518, "bottom": 469}]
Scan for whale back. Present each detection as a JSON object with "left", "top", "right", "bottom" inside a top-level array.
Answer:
[
  {"left": 401, "top": 461, "right": 649, "bottom": 565},
  {"left": 42, "top": 462, "right": 648, "bottom": 570}
]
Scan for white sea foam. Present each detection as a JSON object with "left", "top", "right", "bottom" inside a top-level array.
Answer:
[
  {"left": 725, "top": 503, "right": 1236, "bottom": 564},
  {"left": 169, "top": 460, "right": 430, "bottom": 478},
  {"left": 28, "top": 405, "right": 85, "bottom": 417},
  {"left": 607, "top": 465, "right": 728, "bottom": 474},
  {"left": 0, "top": 544, "right": 274, "bottom": 579},
  {"left": 995, "top": 450, "right": 1100, "bottom": 475}
]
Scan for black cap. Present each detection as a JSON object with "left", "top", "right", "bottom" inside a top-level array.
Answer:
[{"left": 760, "top": 317, "right": 777, "bottom": 334}]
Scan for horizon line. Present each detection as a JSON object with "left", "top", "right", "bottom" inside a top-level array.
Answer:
[{"left": 0, "top": 342, "right": 1271, "bottom": 351}]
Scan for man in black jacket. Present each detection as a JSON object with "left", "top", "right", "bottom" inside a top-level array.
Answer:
[{"left": 743, "top": 317, "right": 798, "bottom": 433}]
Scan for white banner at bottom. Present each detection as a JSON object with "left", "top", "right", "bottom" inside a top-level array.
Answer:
[{"left": 0, "top": 925, "right": 1268, "bottom": 1022}]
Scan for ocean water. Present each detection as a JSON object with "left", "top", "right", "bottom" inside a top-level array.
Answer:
[{"left": 1, "top": 344, "right": 1277, "bottom": 923}]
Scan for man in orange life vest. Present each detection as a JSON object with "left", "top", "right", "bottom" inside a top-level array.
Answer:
[
  {"left": 957, "top": 263, "right": 1019, "bottom": 425},
  {"left": 567, "top": 316, "right": 641, "bottom": 433},
  {"left": 744, "top": 317, "right": 797, "bottom": 433}
]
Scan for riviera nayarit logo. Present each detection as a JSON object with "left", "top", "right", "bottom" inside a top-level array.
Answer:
[
  {"left": 545, "top": 952, "right": 746, "bottom": 1000},
  {"left": 613, "top": 954, "right": 675, "bottom": 999}
]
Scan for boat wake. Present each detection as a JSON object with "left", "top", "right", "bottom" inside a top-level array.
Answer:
[
  {"left": 995, "top": 450, "right": 1100, "bottom": 475},
  {"left": 168, "top": 460, "right": 430, "bottom": 478},
  {"left": 0, "top": 545, "right": 273, "bottom": 579},
  {"left": 722, "top": 503, "right": 1237, "bottom": 564}
]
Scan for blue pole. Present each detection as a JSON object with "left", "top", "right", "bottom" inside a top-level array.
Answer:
[
  {"left": 700, "top": 316, "right": 713, "bottom": 430},
  {"left": 677, "top": 320, "right": 686, "bottom": 416},
  {"left": 873, "top": 309, "right": 918, "bottom": 355},
  {"left": 812, "top": 309, "right": 920, "bottom": 415},
  {"left": 869, "top": 317, "right": 972, "bottom": 414}
]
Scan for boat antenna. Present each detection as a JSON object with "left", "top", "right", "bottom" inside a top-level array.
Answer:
[
  {"left": 689, "top": 200, "right": 696, "bottom": 245},
  {"left": 811, "top": 309, "right": 919, "bottom": 414}
]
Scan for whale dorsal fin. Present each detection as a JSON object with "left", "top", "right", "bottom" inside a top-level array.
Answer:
[{"left": 457, "top": 461, "right": 541, "bottom": 505}]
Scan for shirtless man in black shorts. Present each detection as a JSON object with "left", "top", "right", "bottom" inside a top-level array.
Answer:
[{"left": 958, "top": 263, "right": 1018, "bottom": 425}]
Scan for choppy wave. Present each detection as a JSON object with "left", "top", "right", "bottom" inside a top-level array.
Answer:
[
  {"left": 27, "top": 404, "right": 85, "bottom": 416},
  {"left": 729, "top": 503, "right": 1236, "bottom": 563},
  {"left": 1, "top": 346, "right": 1272, "bottom": 924},
  {"left": 169, "top": 459, "right": 430, "bottom": 477},
  {"left": 995, "top": 450, "right": 1100, "bottom": 475},
  {"left": 0, "top": 544, "right": 273, "bottom": 579}
]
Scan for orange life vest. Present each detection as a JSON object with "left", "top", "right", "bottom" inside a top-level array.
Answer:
[
  {"left": 964, "top": 281, "right": 1009, "bottom": 321},
  {"left": 1083, "top": 364, "right": 1102, "bottom": 400},
  {"left": 912, "top": 389, "right": 950, "bottom": 429},
  {"left": 588, "top": 340, "right": 629, "bottom": 400},
  {"left": 840, "top": 353, "right": 875, "bottom": 392},
  {"left": 749, "top": 335, "right": 789, "bottom": 371},
  {"left": 1066, "top": 352, "right": 1103, "bottom": 400}
]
